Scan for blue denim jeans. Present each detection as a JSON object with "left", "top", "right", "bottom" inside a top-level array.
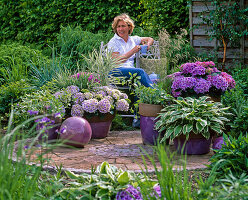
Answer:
[{"left": 109, "top": 67, "right": 153, "bottom": 88}]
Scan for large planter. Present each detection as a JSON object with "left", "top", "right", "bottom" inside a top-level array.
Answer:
[
  {"left": 139, "top": 103, "right": 163, "bottom": 117},
  {"left": 174, "top": 133, "right": 212, "bottom": 155},
  {"left": 139, "top": 103, "right": 166, "bottom": 145},
  {"left": 85, "top": 113, "right": 115, "bottom": 139}
]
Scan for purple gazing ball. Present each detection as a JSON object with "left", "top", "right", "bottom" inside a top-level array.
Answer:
[{"left": 59, "top": 117, "right": 92, "bottom": 148}]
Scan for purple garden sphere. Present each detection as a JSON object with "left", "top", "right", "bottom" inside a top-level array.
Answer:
[{"left": 59, "top": 117, "right": 92, "bottom": 148}]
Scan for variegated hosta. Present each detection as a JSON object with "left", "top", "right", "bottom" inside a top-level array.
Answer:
[{"left": 155, "top": 96, "right": 232, "bottom": 142}]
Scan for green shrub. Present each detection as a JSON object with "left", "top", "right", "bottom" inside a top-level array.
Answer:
[
  {"left": 209, "top": 133, "right": 248, "bottom": 178},
  {"left": 0, "top": 43, "right": 47, "bottom": 85},
  {"left": 222, "top": 86, "right": 248, "bottom": 137},
  {"left": 57, "top": 26, "right": 113, "bottom": 61},
  {"left": 0, "top": 80, "right": 34, "bottom": 117},
  {"left": 139, "top": 0, "right": 189, "bottom": 35}
]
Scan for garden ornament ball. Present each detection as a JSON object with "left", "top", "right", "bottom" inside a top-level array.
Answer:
[{"left": 59, "top": 117, "right": 92, "bottom": 147}]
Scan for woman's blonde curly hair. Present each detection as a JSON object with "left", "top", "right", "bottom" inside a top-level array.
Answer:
[{"left": 112, "top": 13, "right": 135, "bottom": 35}]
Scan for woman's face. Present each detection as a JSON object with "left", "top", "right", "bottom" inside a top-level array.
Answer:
[{"left": 116, "top": 20, "right": 130, "bottom": 39}]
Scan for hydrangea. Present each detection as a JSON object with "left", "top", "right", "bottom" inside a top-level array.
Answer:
[
  {"left": 73, "top": 92, "right": 85, "bottom": 104},
  {"left": 211, "top": 75, "right": 228, "bottom": 91},
  {"left": 66, "top": 85, "right": 79, "bottom": 94},
  {"left": 169, "top": 61, "right": 235, "bottom": 97},
  {"left": 116, "top": 185, "right": 142, "bottom": 200},
  {"left": 116, "top": 99, "right": 129, "bottom": 112},
  {"left": 104, "top": 95, "right": 114, "bottom": 104},
  {"left": 98, "top": 99, "right": 111, "bottom": 113},
  {"left": 193, "top": 78, "right": 211, "bottom": 94},
  {"left": 192, "top": 65, "right": 206, "bottom": 76},
  {"left": 82, "top": 98, "right": 98, "bottom": 113},
  {"left": 120, "top": 93, "right": 128, "bottom": 99},
  {"left": 85, "top": 92, "right": 94, "bottom": 99},
  {"left": 71, "top": 104, "right": 84, "bottom": 117}
]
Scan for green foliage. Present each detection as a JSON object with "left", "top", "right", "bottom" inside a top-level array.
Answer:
[
  {"left": 155, "top": 96, "right": 231, "bottom": 142},
  {"left": 158, "top": 29, "right": 196, "bottom": 77},
  {"left": 138, "top": 143, "right": 193, "bottom": 200},
  {"left": 80, "top": 49, "right": 121, "bottom": 86},
  {"left": 30, "top": 48, "right": 76, "bottom": 89},
  {"left": 0, "top": 43, "right": 47, "bottom": 85},
  {"left": 14, "top": 89, "right": 65, "bottom": 127},
  {"left": 57, "top": 26, "right": 113, "bottom": 61},
  {"left": 209, "top": 133, "right": 248, "bottom": 178},
  {"left": 222, "top": 86, "right": 248, "bottom": 138},
  {"left": 56, "top": 161, "right": 137, "bottom": 199},
  {"left": 0, "top": 0, "right": 141, "bottom": 46},
  {"left": 232, "top": 65, "right": 248, "bottom": 97},
  {"left": 0, "top": 80, "right": 34, "bottom": 117},
  {"left": 139, "top": 0, "right": 189, "bottom": 35},
  {"left": 197, "top": 171, "right": 248, "bottom": 199},
  {"left": 135, "top": 84, "right": 173, "bottom": 105}
]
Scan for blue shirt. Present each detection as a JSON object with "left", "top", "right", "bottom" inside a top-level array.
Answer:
[{"left": 107, "top": 33, "right": 141, "bottom": 68}]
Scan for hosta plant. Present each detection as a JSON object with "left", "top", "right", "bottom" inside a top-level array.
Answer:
[{"left": 155, "top": 96, "right": 232, "bottom": 142}]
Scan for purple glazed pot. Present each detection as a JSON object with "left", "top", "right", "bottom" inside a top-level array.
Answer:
[
  {"left": 59, "top": 117, "right": 92, "bottom": 148},
  {"left": 85, "top": 113, "right": 115, "bottom": 139},
  {"left": 140, "top": 115, "right": 165, "bottom": 145},
  {"left": 89, "top": 121, "right": 112, "bottom": 139},
  {"left": 37, "top": 125, "right": 60, "bottom": 141},
  {"left": 174, "top": 134, "right": 212, "bottom": 155},
  {"left": 212, "top": 136, "right": 226, "bottom": 150}
]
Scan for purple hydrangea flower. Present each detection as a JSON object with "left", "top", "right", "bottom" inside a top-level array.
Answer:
[
  {"left": 120, "top": 93, "right": 128, "bottom": 99},
  {"left": 221, "top": 72, "right": 236, "bottom": 89},
  {"left": 73, "top": 92, "right": 85, "bottom": 104},
  {"left": 97, "top": 90, "right": 107, "bottom": 97},
  {"left": 180, "top": 63, "right": 198, "bottom": 74},
  {"left": 116, "top": 99, "right": 129, "bottom": 112},
  {"left": 192, "top": 65, "right": 206, "bottom": 76},
  {"left": 193, "top": 78, "right": 211, "bottom": 94},
  {"left": 84, "top": 92, "right": 93, "bottom": 100},
  {"left": 71, "top": 104, "right": 84, "bottom": 117},
  {"left": 116, "top": 185, "right": 142, "bottom": 200},
  {"left": 82, "top": 99, "right": 98, "bottom": 113},
  {"left": 211, "top": 75, "right": 228, "bottom": 91},
  {"left": 66, "top": 85, "right": 80, "bottom": 94},
  {"left": 54, "top": 91, "right": 64, "bottom": 99},
  {"left": 104, "top": 96, "right": 114, "bottom": 104},
  {"left": 153, "top": 185, "right": 161, "bottom": 198},
  {"left": 98, "top": 99, "right": 111, "bottom": 113},
  {"left": 112, "top": 93, "right": 119, "bottom": 100}
]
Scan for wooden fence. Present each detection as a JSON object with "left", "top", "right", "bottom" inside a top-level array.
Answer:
[{"left": 189, "top": 0, "right": 248, "bottom": 67}]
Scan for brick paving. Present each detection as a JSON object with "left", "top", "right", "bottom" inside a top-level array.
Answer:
[{"left": 22, "top": 130, "right": 214, "bottom": 173}]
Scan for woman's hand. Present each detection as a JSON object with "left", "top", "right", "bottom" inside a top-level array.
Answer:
[{"left": 133, "top": 45, "right": 141, "bottom": 53}]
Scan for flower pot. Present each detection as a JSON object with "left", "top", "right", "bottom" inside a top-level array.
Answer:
[
  {"left": 207, "top": 95, "right": 221, "bottom": 102},
  {"left": 212, "top": 136, "right": 226, "bottom": 151},
  {"left": 174, "top": 133, "right": 212, "bottom": 155},
  {"left": 85, "top": 113, "right": 115, "bottom": 139},
  {"left": 140, "top": 116, "right": 167, "bottom": 145},
  {"left": 139, "top": 103, "right": 163, "bottom": 117}
]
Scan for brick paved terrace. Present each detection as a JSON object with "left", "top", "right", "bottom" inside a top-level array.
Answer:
[{"left": 17, "top": 130, "right": 214, "bottom": 174}]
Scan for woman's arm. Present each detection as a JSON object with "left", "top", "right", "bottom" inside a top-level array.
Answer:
[{"left": 111, "top": 45, "right": 141, "bottom": 63}]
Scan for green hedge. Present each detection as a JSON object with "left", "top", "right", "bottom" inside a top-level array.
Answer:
[{"left": 0, "top": 0, "right": 188, "bottom": 46}]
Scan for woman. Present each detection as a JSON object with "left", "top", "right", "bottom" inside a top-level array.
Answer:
[{"left": 108, "top": 13, "right": 154, "bottom": 88}]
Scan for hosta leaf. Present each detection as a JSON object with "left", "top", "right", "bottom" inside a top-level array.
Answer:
[
  {"left": 96, "top": 189, "right": 109, "bottom": 198},
  {"left": 174, "top": 125, "right": 182, "bottom": 136},
  {"left": 117, "top": 171, "right": 129, "bottom": 185},
  {"left": 211, "top": 117, "right": 224, "bottom": 125},
  {"left": 211, "top": 126, "right": 222, "bottom": 134},
  {"left": 196, "top": 121, "right": 204, "bottom": 132},
  {"left": 106, "top": 165, "right": 116, "bottom": 182},
  {"left": 165, "top": 127, "right": 174, "bottom": 138},
  {"left": 99, "top": 161, "right": 109, "bottom": 174},
  {"left": 199, "top": 119, "right": 208, "bottom": 127}
]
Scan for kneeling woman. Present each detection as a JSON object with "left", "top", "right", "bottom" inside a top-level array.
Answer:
[{"left": 108, "top": 13, "right": 154, "bottom": 88}]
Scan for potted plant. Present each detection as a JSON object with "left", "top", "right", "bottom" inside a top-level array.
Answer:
[
  {"left": 54, "top": 85, "right": 130, "bottom": 139},
  {"left": 155, "top": 96, "right": 232, "bottom": 154},
  {"left": 167, "top": 61, "right": 236, "bottom": 101},
  {"left": 135, "top": 84, "right": 173, "bottom": 145}
]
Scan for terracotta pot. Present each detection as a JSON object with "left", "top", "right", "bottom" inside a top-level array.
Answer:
[
  {"left": 85, "top": 113, "right": 115, "bottom": 139},
  {"left": 174, "top": 133, "right": 212, "bottom": 155},
  {"left": 139, "top": 103, "right": 163, "bottom": 117}
]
